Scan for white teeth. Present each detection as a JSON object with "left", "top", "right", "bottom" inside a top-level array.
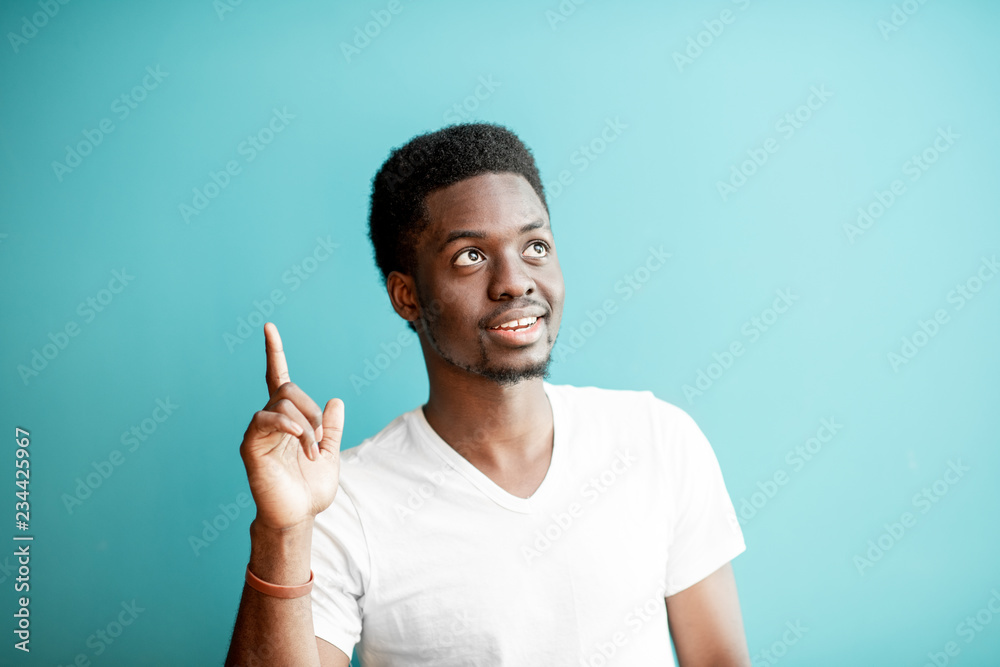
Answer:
[{"left": 492, "top": 316, "right": 538, "bottom": 330}]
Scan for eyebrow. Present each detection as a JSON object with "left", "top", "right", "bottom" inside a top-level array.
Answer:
[{"left": 438, "top": 220, "right": 549, "bottom": 253}]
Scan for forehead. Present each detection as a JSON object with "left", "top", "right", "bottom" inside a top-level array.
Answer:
[{"left": 421, "top": 172, "right": 547, "bottom": 238}]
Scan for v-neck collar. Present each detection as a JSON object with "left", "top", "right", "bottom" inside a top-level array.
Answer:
[{"left": 407, "top": 381, "right": 564, "bottom": 514}]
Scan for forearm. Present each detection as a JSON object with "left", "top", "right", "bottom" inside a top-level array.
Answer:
[
  {"left": 225, "top": 519, "right": 320, "bottom": 667},
  {"left": 666, "top": 563, "right": 751, "bottom": 667}
]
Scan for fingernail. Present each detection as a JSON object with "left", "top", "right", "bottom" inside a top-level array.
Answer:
[
  {"left": 311, "top": 441, "right": 320, "bottom": 460},
  {"left": 316, "top": 426, "right": 324, "bottom": 442},
  {"left": 292, "top": 422, "right": 304, "bottom": 436}
]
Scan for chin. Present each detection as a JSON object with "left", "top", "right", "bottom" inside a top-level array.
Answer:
[{"left": 476, "top": 357, "right": 552, "bottom": 386}]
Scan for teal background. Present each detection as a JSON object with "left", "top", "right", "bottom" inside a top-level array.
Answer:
[{"left": 2, "top": 0, "right": 999, "bottom": 665}]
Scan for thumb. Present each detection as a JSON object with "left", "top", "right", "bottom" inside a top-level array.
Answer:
[{"left": 318, "top": 398, "right": 345, "bottom": 457}]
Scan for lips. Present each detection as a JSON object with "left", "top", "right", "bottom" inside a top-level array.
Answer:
[
  {"left": 484, "top": 314, "right": 544, "bottom": 345},
  {"left": 488, "top": 315, "right": 539, "bottom": 332},
  {"left": 485, "top": 308, "right": 547, "bottom": 331}
]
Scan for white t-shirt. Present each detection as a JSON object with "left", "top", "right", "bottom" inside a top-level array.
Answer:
[{"left": 310, "top": 381, "right": 746, "bottom": 666}]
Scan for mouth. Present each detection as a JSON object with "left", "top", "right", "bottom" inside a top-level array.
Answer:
[
  {"left": 488, "top": 315, "right": 539, "bottom": 332},
  {"left": 484, "top": 315, "right": 545, "bottom": 345}
]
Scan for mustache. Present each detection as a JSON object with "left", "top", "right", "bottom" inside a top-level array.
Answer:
[{"left": 413, "top": 284, "right": 548, "bottom": 327}]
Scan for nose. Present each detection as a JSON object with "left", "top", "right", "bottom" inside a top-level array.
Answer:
[{"left": 488, "top": 249, "right": 535, "bottom": 301}]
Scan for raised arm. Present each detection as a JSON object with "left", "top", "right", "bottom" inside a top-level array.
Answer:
[
  {"left": 225, "top": 322, "right": 350, "bottom": 667},
  {"left": 665, "top": 562, "right": 751, "bottom": 667}
]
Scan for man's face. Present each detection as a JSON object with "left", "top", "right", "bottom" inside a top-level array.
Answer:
[{"left": 402, "top": 171, "right": 564, "bottom": 386}]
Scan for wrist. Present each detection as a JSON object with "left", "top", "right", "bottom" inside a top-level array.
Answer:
[
  {"left": 248, "top": 517, "right": 314, "bottom": 586},
  {"left": 250, "top": 516, "right": 315, "bottom": 540}
]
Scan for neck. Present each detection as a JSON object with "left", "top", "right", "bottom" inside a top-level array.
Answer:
[{"left": 422, "top": 361, "right": 553, "bottom": 472}]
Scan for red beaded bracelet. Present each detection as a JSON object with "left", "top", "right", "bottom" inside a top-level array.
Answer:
[{"left": 245, "top": 566, "right": 314, "bottom": 599}]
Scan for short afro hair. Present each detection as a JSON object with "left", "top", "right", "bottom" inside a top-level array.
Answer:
[{"left": 367, "top": 122, "right": 548, "bottom": 288}]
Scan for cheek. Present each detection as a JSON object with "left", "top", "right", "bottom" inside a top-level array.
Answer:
[
  {"left": 430, "top": 285, "right": 479, "bottom": 331},
  {"left": 552, "top": 277, "right": 566, "bottom": 303},
  {"left": 544, "top": 270, "right": 566, "bottom": 307},
  {"left": 417, "top": 277, "right": 452, "bottom": 324}
]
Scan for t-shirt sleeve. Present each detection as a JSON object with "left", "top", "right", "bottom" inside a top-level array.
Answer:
[
  {"left": 310, "top": 483, "right": 371, "bottom": 659},
  {"left": 657, "top": 399, "right": 746, "bottom": 597}
]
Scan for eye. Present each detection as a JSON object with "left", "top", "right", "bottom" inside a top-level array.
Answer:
[
  {"left": 523, "top": 241, "right": 549, "bottom": 258},
  {"left": 454, "top": 248, "right": 485, "bottom": 267}
]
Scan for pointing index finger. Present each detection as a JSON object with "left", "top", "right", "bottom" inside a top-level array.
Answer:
[{"left": 264, "top": 322, "right": 291, "bottom": 397}]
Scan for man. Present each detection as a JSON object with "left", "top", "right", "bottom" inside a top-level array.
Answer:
[{"left": 225, "top": 123, "right": 750, "bottom": 666}]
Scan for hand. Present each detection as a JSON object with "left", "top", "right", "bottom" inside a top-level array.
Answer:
[{"left": 239, "top": 322, "right": 344, "bottom": 531}]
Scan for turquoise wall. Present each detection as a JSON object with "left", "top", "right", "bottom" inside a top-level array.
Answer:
[{"left": 2, "top": 0, "right": 998, "bottom": 665}]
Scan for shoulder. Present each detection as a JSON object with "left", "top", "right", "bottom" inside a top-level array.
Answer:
[
  {"left": 340, "top": 410, "right": 414, "bottom": 470},
  {"left": 545, "top": 382, "right": 712, "bottom": 469},
  {"left": 544, "top": 381, "right": 695, "bottom": 429},
  {"left": 330, "top": 404, "right": 446, "bottom": 511}
]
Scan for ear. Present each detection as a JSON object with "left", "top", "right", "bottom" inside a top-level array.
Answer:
[{"left": 386, "top": 271, "right": 421, "bottom": 327}]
